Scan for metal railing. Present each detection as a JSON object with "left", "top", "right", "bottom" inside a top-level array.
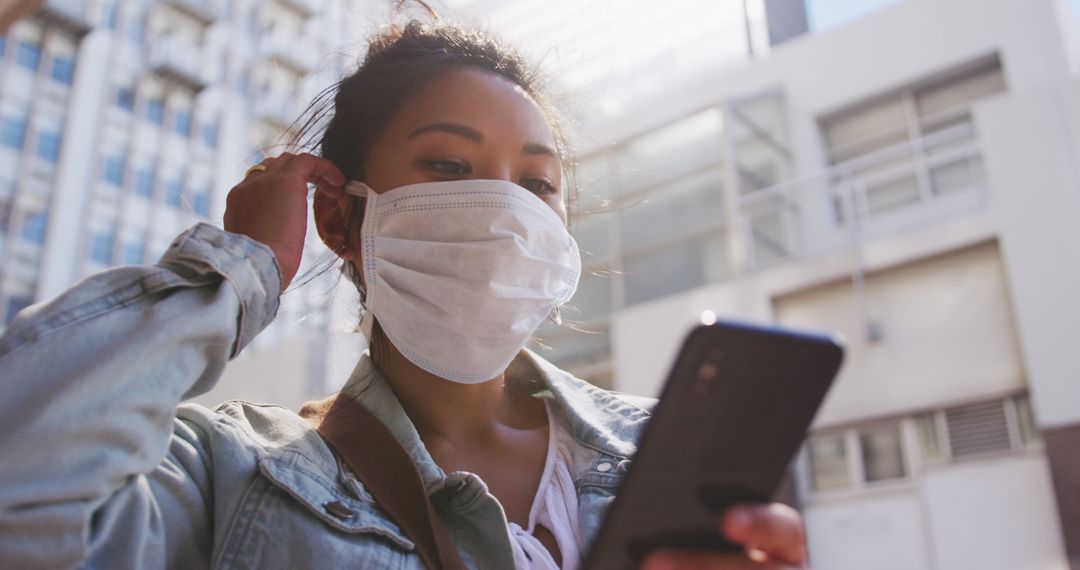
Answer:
[{"left": 737, "top": 121, "right": 987, "bottom": 270}]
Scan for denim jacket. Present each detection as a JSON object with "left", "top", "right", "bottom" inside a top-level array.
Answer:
[{"left": 0, "top": 223, "right": 654, "bottom": 569}]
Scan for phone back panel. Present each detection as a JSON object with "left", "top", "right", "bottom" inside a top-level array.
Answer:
[{"left": 583, "top": 321, "right": 844, "bottom": 569}]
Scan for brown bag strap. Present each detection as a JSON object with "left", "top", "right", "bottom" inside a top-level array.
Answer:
[{"left": 300, "top": 395, "right": 467, "bottom": 570}]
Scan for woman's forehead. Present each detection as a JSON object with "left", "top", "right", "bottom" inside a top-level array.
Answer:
[{"left": 389, "top": 67, "right": 557, "bottom": 148}]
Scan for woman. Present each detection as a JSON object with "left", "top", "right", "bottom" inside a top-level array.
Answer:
[{"left": 0, "top": 18, "right": 808, "bottom": 570}]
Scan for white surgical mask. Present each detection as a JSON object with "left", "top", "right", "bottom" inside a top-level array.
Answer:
[{"left": 344, "top": 179, "right": 581, "bottom": 384}]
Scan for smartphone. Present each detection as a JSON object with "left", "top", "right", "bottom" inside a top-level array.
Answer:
[{"left": 582, "top": 320, "right": 844, "bottom": 570}]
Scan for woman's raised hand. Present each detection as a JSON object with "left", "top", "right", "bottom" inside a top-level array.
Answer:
[
  {"left": 223, "top": 153, "right": 347, "bottom": 291},
  {"left": 641, "top": 503, "right": 809, "bottom": 570}
]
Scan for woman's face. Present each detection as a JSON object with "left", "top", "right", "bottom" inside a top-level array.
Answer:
[
  {"left": 315, "top": 66, "right": 566, "bottom": 271},
  {"left": 366, "top": 66, "right": 565, "bottom": 216}
]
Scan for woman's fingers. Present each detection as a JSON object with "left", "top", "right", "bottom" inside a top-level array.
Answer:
[
  {"left": 280, "top": 152, "right": 347, "bottom": 189},
  {"left": 224, "top": 152, "right": 347, "bottom": 291},
  {"left": 641, "top": 549, "right": 795, "bottom": 570},
  {"left": 722, "top": 503, "right": 807, "bottom": 566}
]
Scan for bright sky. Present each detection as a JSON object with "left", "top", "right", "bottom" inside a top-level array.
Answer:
[
  {"left": 1069, "top": 0, "right": 1080, "bottom": 28},
  {"left": 805, "top": 0, "right": 904, "bottom": 33}
]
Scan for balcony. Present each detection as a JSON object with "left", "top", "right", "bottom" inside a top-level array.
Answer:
[
  {"left": 148, "top": 36, "right": 214, "bottom": 92},
  {"left": 737, "top": 122, "right": 987, "bottom": 270},
  {"left": 276, "top": 0, "right": 321, "bottom": 18},
  {"left": 259, "top": 30, "right": 318, "bottom": 74},
  {"left": 37, "top": 0, "right": 92, "bottom": 36},
  {"left": 164, "top": 0, "right": 226, "bottom": 25},
  {"left": 253, "top": 91, "right": 302, "bottom": 129}
]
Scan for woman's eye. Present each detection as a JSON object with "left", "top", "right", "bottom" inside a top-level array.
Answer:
[
  {"left": 522, "top": 178, "right": 558, "bottom": 196},
  {"left": 421, "top": 160, "right": 470, "bottom": 176}
]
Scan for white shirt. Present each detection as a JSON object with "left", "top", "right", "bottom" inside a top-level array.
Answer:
[{"left": 508, "top": 399, "right": 583, "bottom": 569}]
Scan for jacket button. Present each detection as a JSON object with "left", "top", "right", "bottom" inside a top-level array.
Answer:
[
  {"left": 596, "top": 462, "right": 612, "bottom": 473},
  {"left": 323, "top": 500, "right": 354, "bottom": 520}
]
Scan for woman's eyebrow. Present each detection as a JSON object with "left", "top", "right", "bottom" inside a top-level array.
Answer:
[
  {"left": 408, "top": 122, "right": 557, "bottom": 158},
  {"left": 407, "top": 122, "right": 483, "bottom": 142},
  {"left": 522, "top": 142, "right": 557, "bottom": 158}
]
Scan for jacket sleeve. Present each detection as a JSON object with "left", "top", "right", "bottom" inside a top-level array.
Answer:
[{"left": 0, "top": 223, "right": 281, "bottom": 568}]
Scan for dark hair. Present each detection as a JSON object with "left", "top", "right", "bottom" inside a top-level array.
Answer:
[
  {"left": 291, "top": 13, "right": 574, "bottom": 361},
  {"left": 322, "top": 21, "right": 568, "bottom": 181}
]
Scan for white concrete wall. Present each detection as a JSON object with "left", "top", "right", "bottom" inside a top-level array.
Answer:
[
  {"left": 802, "top": 451, "right": 1067, "bottom": 570},
  {"left": 606, "top": 0, "right": 1080, "bottom": 565},
  {"left": 774, "top": 242, "right": 1025, "bottom": 427},
  {"left": 803, "top": 489, "right": 930, "bottom": 570},
  {"left": 609, "top": 0, "right": 1080, "bottom": 429},
  {"left": 977, "top": 86, "right": 1080, "bottom": 430},
  {"left": 921, "top": 452, "right": 1067, "bottom": 570}
]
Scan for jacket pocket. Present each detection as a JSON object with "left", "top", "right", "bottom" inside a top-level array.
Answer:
[
  {"left": 215, "top": 449, "right": 419, "bottom": 569},
  {"left": 257, "top": 449, "right": 415, "bottom": 548}
]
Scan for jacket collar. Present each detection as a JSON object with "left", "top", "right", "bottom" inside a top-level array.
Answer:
[{"left": 334, "top": 349, "right": 652, "bottom": 492}]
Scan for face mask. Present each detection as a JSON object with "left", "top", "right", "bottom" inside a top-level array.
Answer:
[{"left": 344, "top": 179, "right": 581, "bottom": 384}]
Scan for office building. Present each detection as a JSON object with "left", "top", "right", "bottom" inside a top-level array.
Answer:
[
  {"left": 0, "top": 0, "right": 369, "bottom": 405},
  {"left": 501, "top": 0, "right": 1076, "bottom": 567}
]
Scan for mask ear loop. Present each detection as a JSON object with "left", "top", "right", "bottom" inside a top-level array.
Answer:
[{"left": 345, "top": 181, "right": 378, "bottom": 340}]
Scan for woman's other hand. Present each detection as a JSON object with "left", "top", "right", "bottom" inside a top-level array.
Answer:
[
  {"left": 640, "top": 503, "right": 809, "bottom": 570},
  {"left": 224, "top": 153, "right": 346, "bottom": 291}
]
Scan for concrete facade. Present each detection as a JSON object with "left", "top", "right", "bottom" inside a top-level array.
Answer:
[
  {"left": 552, "top": 0, "right": 1078, "bottom": 566},
  {"left": 0, "top": 0, "right": 371, "bottom": 407}
]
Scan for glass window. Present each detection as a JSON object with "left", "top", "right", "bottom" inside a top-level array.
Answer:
[
  {"left": 35, "top": 130, "right": 62, "bottom": 162},
  {"left": 50, "top": 55, "right": 75, "bottom": 85},
  {"left": 193, "top": 191, "right": 210, "bottom": 217},
  {"left": 533, "top": 321, "right": 611, "bottom": 372},
  {"left": 103, "top": 157, "right": 125, "bottom": 186},
  {"left": 123, "top": 242, "right": 144, "bottom": 265},
  {"left": 134, "top": 167, "right": 154, "bottom": 197},
  {"left": 5, "top": 296, "right": 32, "bottom": 325},
  {"left": 930, "top": 156, "right": 984, "bottom": 196},
  {"left": 572, "top": 217, "right": 613, "bottom": 261},
  {"left": 0, "top": 196, "right": 11, "bottom": 232},
  {"left": 914, "top": 413, "right": 944, "bottom": 462},
  {"left": 821, "top": 95, "right": 908, "bottom": 165},
  {"left": 742, "top": 192, "right": 801, "bottom": 268},
  {"left": 565, "top": 271, "right": 612, "bottom": 323},
  {"left": 733, "top": 93, "right": 793, "bottom": 195},
  {"left": 115, "top": 87, "right": 136, "bottom": 112},
  {"left": 236, "top": 70, "right": 250, "bottom": 95},
  {"left": 617, "top": 170, "right": 726, "bottom": 252},
  {"left": 165, "top": 179, "right": 183, "bottom": 207},
  {"left": 145, "top": 99, "right": 165, "bottom": 125},
  {"left": 201, "top": 123, "right": 218, "bottom": 147},
  {"left": 127, "top": 16, "right": 145, "bottom": 43},
  {"left": 915, "top": 60, "right": 1005, "bottom": 126},
  {"left": 104, "top": 2, "right": 118, "bottom": 29},
  {"left": 859, "top": 425, "right": 906, "bottom": 482},
  {"left": 22, "top": 210, "right": 48, "bottom": 243},
  {"left": 90, "top": 231, "right": 114, "bottom": 264},
  {"left": 1013, "top": 394, "right": 1039, "bottom": 445},
  {"left": 808, "top": 434, "right": 850, "bottom": 491},
  {"left": 615, "top": 108, "right": 725, "bottom": 193},
  {"left": 0, "top": 117, "right": 27, "bottom": 150},
  {"left": 622, "top": 237, "right": 719, "bottom": 306},
  {"left": 173, "top": 110, "right": 192, "bottom": 136},
  {"left": 16, "top": 40, "right": 42, "bottom": 71}
]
